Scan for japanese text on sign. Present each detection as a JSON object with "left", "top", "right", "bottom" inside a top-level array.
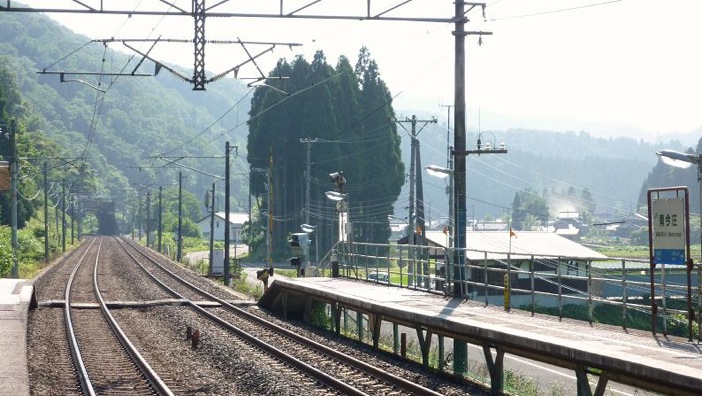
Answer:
[{"left": 651, "top": 198, "right": 685, "bottom": 265}]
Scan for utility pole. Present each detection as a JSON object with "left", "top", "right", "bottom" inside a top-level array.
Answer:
[
  {"left": 61, "top": 181, "right": 66, "bottom": 253},
  {"left": 224, "top": 141, "right": 233, "bottom": 286},
  {"left": 146, "top": 191, "right": 151, "bottom": 248},
  {"left": 452, "top": 1, "right": 492, "bottom": 377},
  {"left": 208, "top": 183, "right": 215, "bottom": 277},
  {"left": 138, "top": 193, "right": 142, "bottom": 241},
  {"left": 158, "top": 186, "right": 163, "bottom": 253},
  {"left": 300, "top": 137, "right": 318, "bottom": 227},
  {"left": 440, "top": 103, "right": 455, "bottom": 288},
  {"left": 76, "top": 195, "right": 81, "bottom": 240},
  {"left": 70, "top": 195, "right": 74, "bottom": 244},
  {"left": 9, "top": 119, "right": 19, "bottom": 277},
  {"left": 395, "top": 115, "right": 437, "bottom": 288},
  {"left": 177, "top": 171, "right": 183, "bottom": 262},
  {"left": 43, "top": 161, "right": 48, "bottom": 263},
  {"left": 268, "top": 151, "right": 274, "bottom": 274}
]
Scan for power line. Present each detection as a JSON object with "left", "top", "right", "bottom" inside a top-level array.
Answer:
[{"left": 490, "top": 0, "right": 623, "bottom": 21}]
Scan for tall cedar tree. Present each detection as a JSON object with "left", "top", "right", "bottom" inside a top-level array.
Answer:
[{"left": 247, "top": 48, "right": 404, "bottom": 258}]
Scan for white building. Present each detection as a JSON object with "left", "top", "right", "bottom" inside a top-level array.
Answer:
[{"left": 197, "top": 212, "right": 248, "bottom": 242}]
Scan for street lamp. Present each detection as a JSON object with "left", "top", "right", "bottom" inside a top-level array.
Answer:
[
  {"left": 425, "top": 164, "right": 452, "bottom": 178},
  {"left": 325, "top": 191, "right": 345, "bottom": 202},
  {"left": 301, "top": 223, "right": 318, "bottom": 263},
  {"left": 656, "top": 149, "right": 702, "bottom": 182}
]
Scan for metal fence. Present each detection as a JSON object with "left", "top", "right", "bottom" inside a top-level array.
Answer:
[{"left": 317, "top": 241, "right": 702, "bottom": 340}]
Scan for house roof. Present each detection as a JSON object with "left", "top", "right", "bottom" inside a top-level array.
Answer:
[
  {"left": 197, "top": 212, "right": 249, "bottom": 226},
  {"left": 418, "top": 230, "right": 607, "bottom": 260},
  {"left": 554, "top": 224, "right": 580, "bottom": 236}
]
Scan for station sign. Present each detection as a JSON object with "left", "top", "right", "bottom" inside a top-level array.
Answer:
[{"left": 650, "top": 197, "right": 685, "bottom": 265}]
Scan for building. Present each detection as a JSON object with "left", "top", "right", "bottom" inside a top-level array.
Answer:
[{"left": 197, "top": 212, "right": 248, "bottom": 242}]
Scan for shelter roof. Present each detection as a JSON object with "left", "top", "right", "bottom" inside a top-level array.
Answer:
[{"left": 419, "top": 230, "right": 607, "bottom": 260}]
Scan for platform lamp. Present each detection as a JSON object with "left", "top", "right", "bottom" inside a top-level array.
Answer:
[
  {"left": 301, "top": 223, "right": 318, "bottom": 264},
  {"left": 656, "top": 149, "right": 702, "bottom": 182}
]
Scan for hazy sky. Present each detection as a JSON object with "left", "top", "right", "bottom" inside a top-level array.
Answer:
[{"left": 17, "top": 0, "right": 703, "bottom": 139}]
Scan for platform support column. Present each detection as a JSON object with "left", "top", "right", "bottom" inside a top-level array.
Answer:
[
  {"left": 453, "top": 339, "right": 468, "bottom": 376},
  {"left": 331, "top": 302, "right": 341, "bottom": 334},
  {"left": 438, "top": 335, "right": 445, "bottom": 371},
  {"left": 416, "top": 327, "right": 433, "bottom": 368},
  {"left": 356, "top": 311, "right": 364, "bottom": 341},
  {"left": 371, "top": 314, "right": 382, "bottom": 349},
  {"left": 575, "top": 364, "right": 608, "bottom": 396},
  {"left": 393, "top": 323, "right": 399, "bottom": 354},
  {"left": 482, "top": 343, "right": 505, "bottom": 394},
  {"left": 343, "top": 307, "right": 348, "bottom": 333}
]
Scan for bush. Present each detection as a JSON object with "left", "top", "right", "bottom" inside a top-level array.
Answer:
[{"left": 0, "top": 226, "right": 14, "bottom": 277}]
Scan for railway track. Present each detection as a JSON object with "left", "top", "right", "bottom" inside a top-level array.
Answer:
[
  {"left": 64, "top": 237, "right": 173, "bottom": 396},
  {"left": 29, "top": 237, "right": 486, "bottom": 395},
  {"left": 117, "top": 237, "right": 482, "bottom": 396}
]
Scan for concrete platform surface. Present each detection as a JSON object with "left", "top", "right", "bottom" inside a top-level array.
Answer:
[
  {"left": 0, "top": 278, "right": 34, "bottom": 396},
  {"left": 260, "top": 276, "right": 702, "bottom": 394}
]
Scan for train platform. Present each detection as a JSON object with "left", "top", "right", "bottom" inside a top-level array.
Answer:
[
  {"left": 0, "top": 278, "right": 35, "bottom": 396},
  {"left": 258, "top": 276, "right": 702, "bottom": 395}
]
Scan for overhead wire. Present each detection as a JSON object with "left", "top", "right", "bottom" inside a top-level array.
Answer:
[{"left": 489, "top": 0, "right": 624, "bottom": 21}]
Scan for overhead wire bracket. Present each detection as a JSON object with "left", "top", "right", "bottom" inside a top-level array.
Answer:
[{"left": 122, "top": 41, "right": 191, "bottom": 82}]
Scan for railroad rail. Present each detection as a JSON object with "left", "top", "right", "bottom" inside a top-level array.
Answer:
[
  {"left": 63, "top": 237, "right": 173, "bottom": 396},
  {"left": 116, "top": 237, "right": 479, "bottom": 396}
]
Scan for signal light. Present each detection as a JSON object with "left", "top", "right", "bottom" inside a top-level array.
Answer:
[
  {"left": 290, "top": 257, "right": 301, "bottom": 267},
  {"left": 329, "top": 171, "right": 346, "bottom": 192},
  {"left": 256, "top": 269, "right": 269, "bottom": 281},
  {"left": 288, "top": 234, "right": 300, "bottom": 247}
]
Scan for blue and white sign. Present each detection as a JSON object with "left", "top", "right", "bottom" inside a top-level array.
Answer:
[{"left": 651, "top": 198, "right": 686, "bottom": 265}]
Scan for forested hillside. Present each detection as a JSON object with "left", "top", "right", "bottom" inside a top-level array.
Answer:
[
  {"left": 0, "top": 11, "right": 252, "bottom": 213},
  {"left": 398, "top": 114, "right": 697, "bottom": 224},
  {"left": 0, "top": 7, "right": 698, "bottom": 266}
]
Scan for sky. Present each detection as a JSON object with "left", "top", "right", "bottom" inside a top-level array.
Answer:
[{"left": 15, "top": 0, "right": 703, "bottom": 140}]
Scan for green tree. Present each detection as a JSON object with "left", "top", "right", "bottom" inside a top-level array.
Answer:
[
  {"left": 512, "top": 189, "right": 549, "bottom": 230},
  {"left": 247, "top": 48, "right": 404, "bottom": 258}
]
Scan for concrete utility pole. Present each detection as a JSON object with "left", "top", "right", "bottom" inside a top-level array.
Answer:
[
  {"left": 43, "top": 162, "right": 48, "bottom": 263},
  {"left": 208, "top": 183, "right": 215, "bottom": 277},
  {"left": 395, "top": 115, "right": 436, "bottom": 288},
  {"left": 8, "top": 119, "right": 19, "bottom": 277},
  {"left": 439, "top": 103, "right": 455, "bottom": 284},
  {"left": 146, "top": 191, "right": 151, "bottom": 248},
  {"left": 70, "top": 195, "right": 74, "bottom": 244},
  {"left": 138, "top": 193, "right": 142, "bottom": 241},
  {"left": 451, "top": 1, "right": 492, "bottom": 376},
  {"left": 177, "top": 172, "right": 183, "bottom": 262},
  {"left": 61, "top": 181, "right": 66, "bottom": 253},
  {"left": 224, "top": 141, "right": 237, "bottom": 286},
  {"left": 267, "top": 152, "right": 274, "bottom": 275},
  {"left": 158, "top": 186, "right": 163, "bottom": 253},
  {"left": 300, "top": 138, "right": 318, "bottom": 227}
]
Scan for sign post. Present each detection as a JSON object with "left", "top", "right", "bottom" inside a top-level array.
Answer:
[{"left": 647, "top": 187, "right": 693, "bottom": 340}]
